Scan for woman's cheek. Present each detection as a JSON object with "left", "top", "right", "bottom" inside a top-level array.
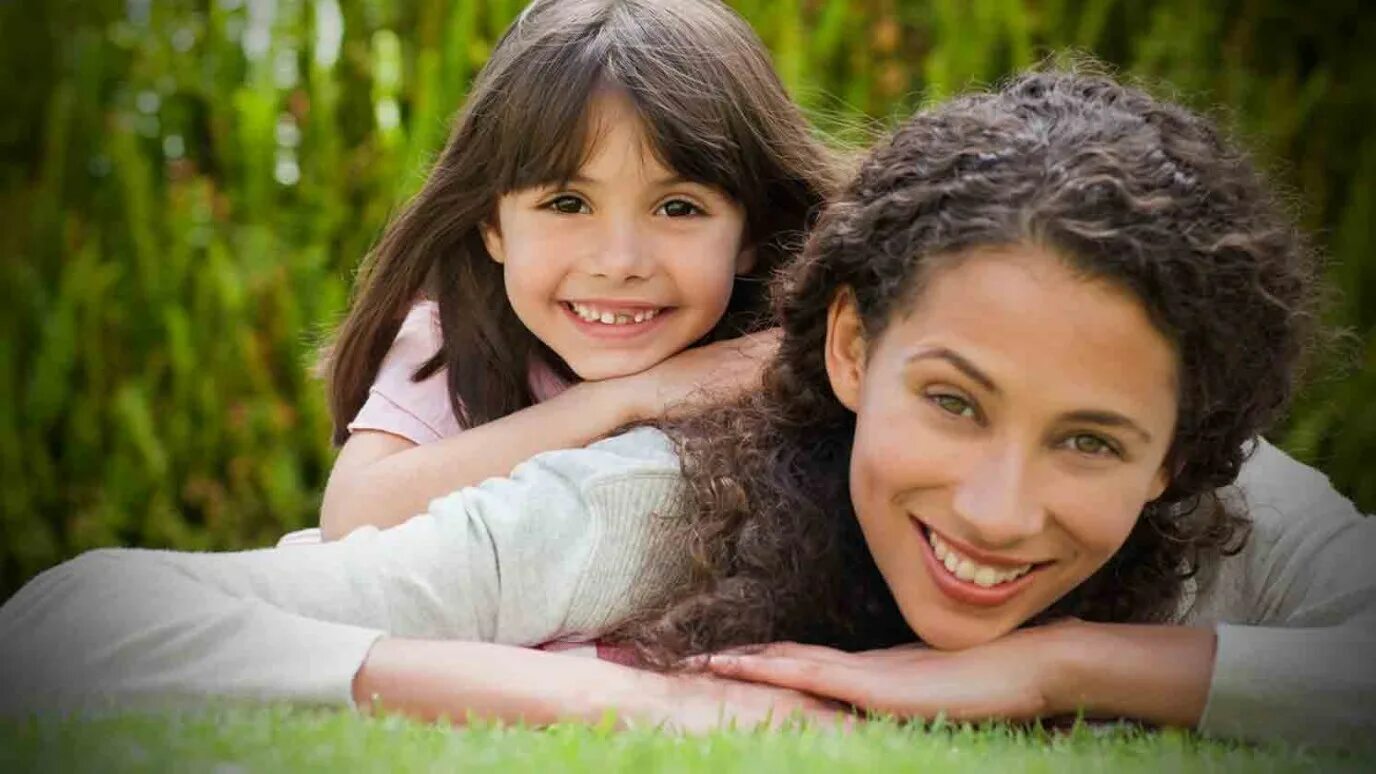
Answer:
[{"left": 1044, "top": 481, "right": 1144, "bottom": 570}]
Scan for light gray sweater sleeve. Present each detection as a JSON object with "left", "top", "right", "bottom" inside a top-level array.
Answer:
[
  {"left": 1190, "top": 438, "right": 1376, "bottom": 748},
  {"left": 0, "top": 427, "right": 686, "bottom": 715}
]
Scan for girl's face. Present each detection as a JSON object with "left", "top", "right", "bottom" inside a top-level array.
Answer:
[
  {"left": 825, "top": 245, "right": 1178, "bottom": 650},
  {"left": 481, "top": 91, "right": 754, "bottom": 380}
]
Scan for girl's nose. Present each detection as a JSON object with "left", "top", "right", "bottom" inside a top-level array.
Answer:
[
  {"left": 949, "top": 442, "right": 1047, "bottom": 548},
  {"left": 584, "top": 217, "right": 652, "bottom": 281}
]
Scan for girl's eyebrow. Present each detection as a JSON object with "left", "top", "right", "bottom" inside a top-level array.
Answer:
[
  {"left": 559, "top": 172, "right": 695, "bottom": 187},
  {"left": 905, "top": 347, "right": 1154, "bottom": 443}
]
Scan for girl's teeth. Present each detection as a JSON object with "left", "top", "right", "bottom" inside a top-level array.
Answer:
[
  {"left": 927, "top": 530, "right": 1033, "bottom": 588},
  {"left": 570, "top": 303, "right": 660, "bottom": 325}
]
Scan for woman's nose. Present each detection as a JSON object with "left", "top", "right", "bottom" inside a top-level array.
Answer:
[{"left": 949, "top": 443, "right": 1047, "bottom": 547}]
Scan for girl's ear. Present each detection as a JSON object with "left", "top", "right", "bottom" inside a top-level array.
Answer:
[
  {"left": 480, "top": 220, "right": 506, "bottom": 264},
  {"left": 734, "top": 244, "right": 757, "bottom": 275},
  {"left": 824, "top": 288, "right": 867, "bottom": 412}
]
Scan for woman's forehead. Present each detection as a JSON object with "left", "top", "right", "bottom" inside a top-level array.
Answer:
[{"left": 885, "top": 246, "right": 1179, "bottom": 420}]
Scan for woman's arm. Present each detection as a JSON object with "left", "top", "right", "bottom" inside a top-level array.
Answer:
[
  {"left": 320, "top": 331, "right": 778, "bottom": 540},
  {"left": 0, "top": 430, "right": 682, "bottom": 715},
  {"left": 353, "top": 638, "right": 848, "bottom": 731}
]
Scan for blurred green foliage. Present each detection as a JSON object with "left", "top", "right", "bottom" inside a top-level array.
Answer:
[{"left": 1, "top": 0, "right": 1372, "bottom": 594}]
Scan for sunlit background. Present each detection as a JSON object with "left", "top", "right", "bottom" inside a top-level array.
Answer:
[{"left": 1, "top": 0, "right": 1372, "bottom": 595}]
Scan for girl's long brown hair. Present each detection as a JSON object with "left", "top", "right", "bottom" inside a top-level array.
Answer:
[
  {"left": 618, "top": 68, "right": 1321, "bottom": 666},
  {"left": 323, "top": 0, "right": 841, "bottom": 443}
]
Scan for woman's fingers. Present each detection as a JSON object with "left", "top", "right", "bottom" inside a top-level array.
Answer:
[
  {"left": 707, "top": 653, "right": 876, "bottom": 709},
  {"left": 718, "top": 641, "right": 858, "bottom": 665}
]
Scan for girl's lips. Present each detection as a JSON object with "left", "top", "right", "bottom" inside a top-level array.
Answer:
[
  {"left": 560, "top": 301, "right": 673, "bottom": 340},
  {"left": 911, "top": 516, "right": 1046, "bottom": 608}
]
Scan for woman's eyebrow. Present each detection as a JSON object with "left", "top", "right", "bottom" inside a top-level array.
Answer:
[
  {"left": 906, "top": 347, "right": 1154, "bottom": 443},
  {"left": 1058, "top": 410, "right": 1154, "bottom": 444},
  {"left": 906, "top": 347, "right": 999, "bottom": 394}
]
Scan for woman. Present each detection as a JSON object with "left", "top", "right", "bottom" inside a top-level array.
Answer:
[{"left": 1, "top": 70, "right": 1372, "bottom": 747}]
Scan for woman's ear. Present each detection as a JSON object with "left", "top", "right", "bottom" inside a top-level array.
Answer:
[
  {"left": 480, "top": 220, "right": 506, "bottom": 265},
  {"left": 1147, "top": 457, "right": 1176, "bottom": 502},
  {"left": 824, "top": 288, "right": 867, "bottom": 412}
]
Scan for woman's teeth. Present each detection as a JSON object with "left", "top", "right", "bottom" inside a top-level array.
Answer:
[
  {"left": 568, "top": 302, "right": 661, "bottom": 325},
  {"left": 928, "top": 530, "right": 1033, "bottom": 588}
]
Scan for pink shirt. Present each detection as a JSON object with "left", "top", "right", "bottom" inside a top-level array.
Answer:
[{"left": 348, "top": 301, "right": 572, "bottom": 443}]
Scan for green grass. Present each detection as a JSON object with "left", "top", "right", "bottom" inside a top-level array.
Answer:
[{"left": 1, "top": 707, "right": 1370, "bottom": 773}]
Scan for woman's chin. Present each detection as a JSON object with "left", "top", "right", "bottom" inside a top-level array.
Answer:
[{"left": 907, "top": 613, "right": 1020, "bottom": 650}]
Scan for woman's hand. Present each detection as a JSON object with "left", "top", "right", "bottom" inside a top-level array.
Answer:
[
  {"left": 354, "top": 637, "right": 850, "bottom": 732},
  {"left": 704, "top": 629, "right": 1060, "bottom": 723},
  {"left": 621, "top": 328, "right": 781, "bottom": 420},
  {"left": 705, "top": 621, "right": 1216, "bottom": 729},
  {"left": 640, "top": 670, "right": 855, "bottom": 733}
]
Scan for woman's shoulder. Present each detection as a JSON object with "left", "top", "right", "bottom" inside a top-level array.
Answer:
[
  {"left": 1231, "top": 437, "right": 1362, "bottom": 540},
  {"left": 1185, "top": 437, "right": 1374, "bottom": 625}
]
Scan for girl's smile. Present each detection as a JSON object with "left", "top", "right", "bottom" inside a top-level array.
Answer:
[{"left": 561, "top": 300, "right": 674, "bottom": 339}]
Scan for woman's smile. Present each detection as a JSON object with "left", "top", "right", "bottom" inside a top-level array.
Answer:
[{"left": 912, "top": 517, "right": 1049, "bottom": 607}]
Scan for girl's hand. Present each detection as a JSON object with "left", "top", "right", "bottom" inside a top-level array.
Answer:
[
  {"left": 704, "top": 627, "right": 1065, "bottom": 723},
  {"left": 623, "top": 328, "right": 781, "bottom": 420}
]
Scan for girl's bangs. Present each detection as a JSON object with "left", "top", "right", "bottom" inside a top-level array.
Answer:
[{"left": 487, "top": 51, "right": 750, "bottom": 201}]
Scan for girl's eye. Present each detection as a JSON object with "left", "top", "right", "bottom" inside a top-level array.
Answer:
[
  {"left": 546, "top": 195, "right": 589, "bottom": 214},
  {"left": 658, "top": 199, "right": 703, "bottom": 218},
  {"left": 929, "top": 393, "right": 977, "bottom": 420},
  {"left": 1063, "top": 433, "right": 1119, "bottom": 458}
]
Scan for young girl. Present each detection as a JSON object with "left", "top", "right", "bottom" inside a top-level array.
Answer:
[
  {"left": 305, "top": 0, "right": 840, "bottom": 540},
  {"left": 2, "top": 70, "right": 1372, "bottom": 747}
]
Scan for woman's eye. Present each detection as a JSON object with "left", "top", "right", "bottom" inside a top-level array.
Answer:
[
  {"left": 930, "top": 393, "right": 977, "bottom": 420},
  {"left": 1064, "top": 434, "right": 1118, "bottom": 457},
  {"left": 546, "top": 195, "right": 589, "bottom": 214},
  {"left": 658, "top": 199, "right": 702, "bottom": 217}
]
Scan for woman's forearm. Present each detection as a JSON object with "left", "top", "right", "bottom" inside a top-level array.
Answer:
[
  {"left": 320, "top": 378, "right": 644, "bottom": 540},
  {"left": 352, "top": 638, "right": 659, "bottom": 726},
  {"left": 352, "top": 638, "right": 849, "bottom": 732},
  {"left": 1041, "top": 621, "right": 1216, "bottom": 728}
]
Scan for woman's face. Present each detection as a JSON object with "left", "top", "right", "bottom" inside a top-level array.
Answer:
[{"left": 825, "top": 244, "right": 1179, "bottom": 649}]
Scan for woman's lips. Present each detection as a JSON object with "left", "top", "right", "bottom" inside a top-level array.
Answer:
[{"left": 911, "top": 516, "right": 1046, "bottom": 607}]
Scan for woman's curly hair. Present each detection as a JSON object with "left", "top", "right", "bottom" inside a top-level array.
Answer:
[{"left": 616, "top": 68, "right": 1321, "bottom": 666}]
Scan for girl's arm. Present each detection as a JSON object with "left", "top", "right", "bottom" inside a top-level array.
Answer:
[{"left": 320, "top": 330, "right": 777, "bottom": 540}]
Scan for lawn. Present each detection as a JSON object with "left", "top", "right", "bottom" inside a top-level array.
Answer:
[{"left": 1, "top": 707, "right": 1370, "bottom": 773}]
